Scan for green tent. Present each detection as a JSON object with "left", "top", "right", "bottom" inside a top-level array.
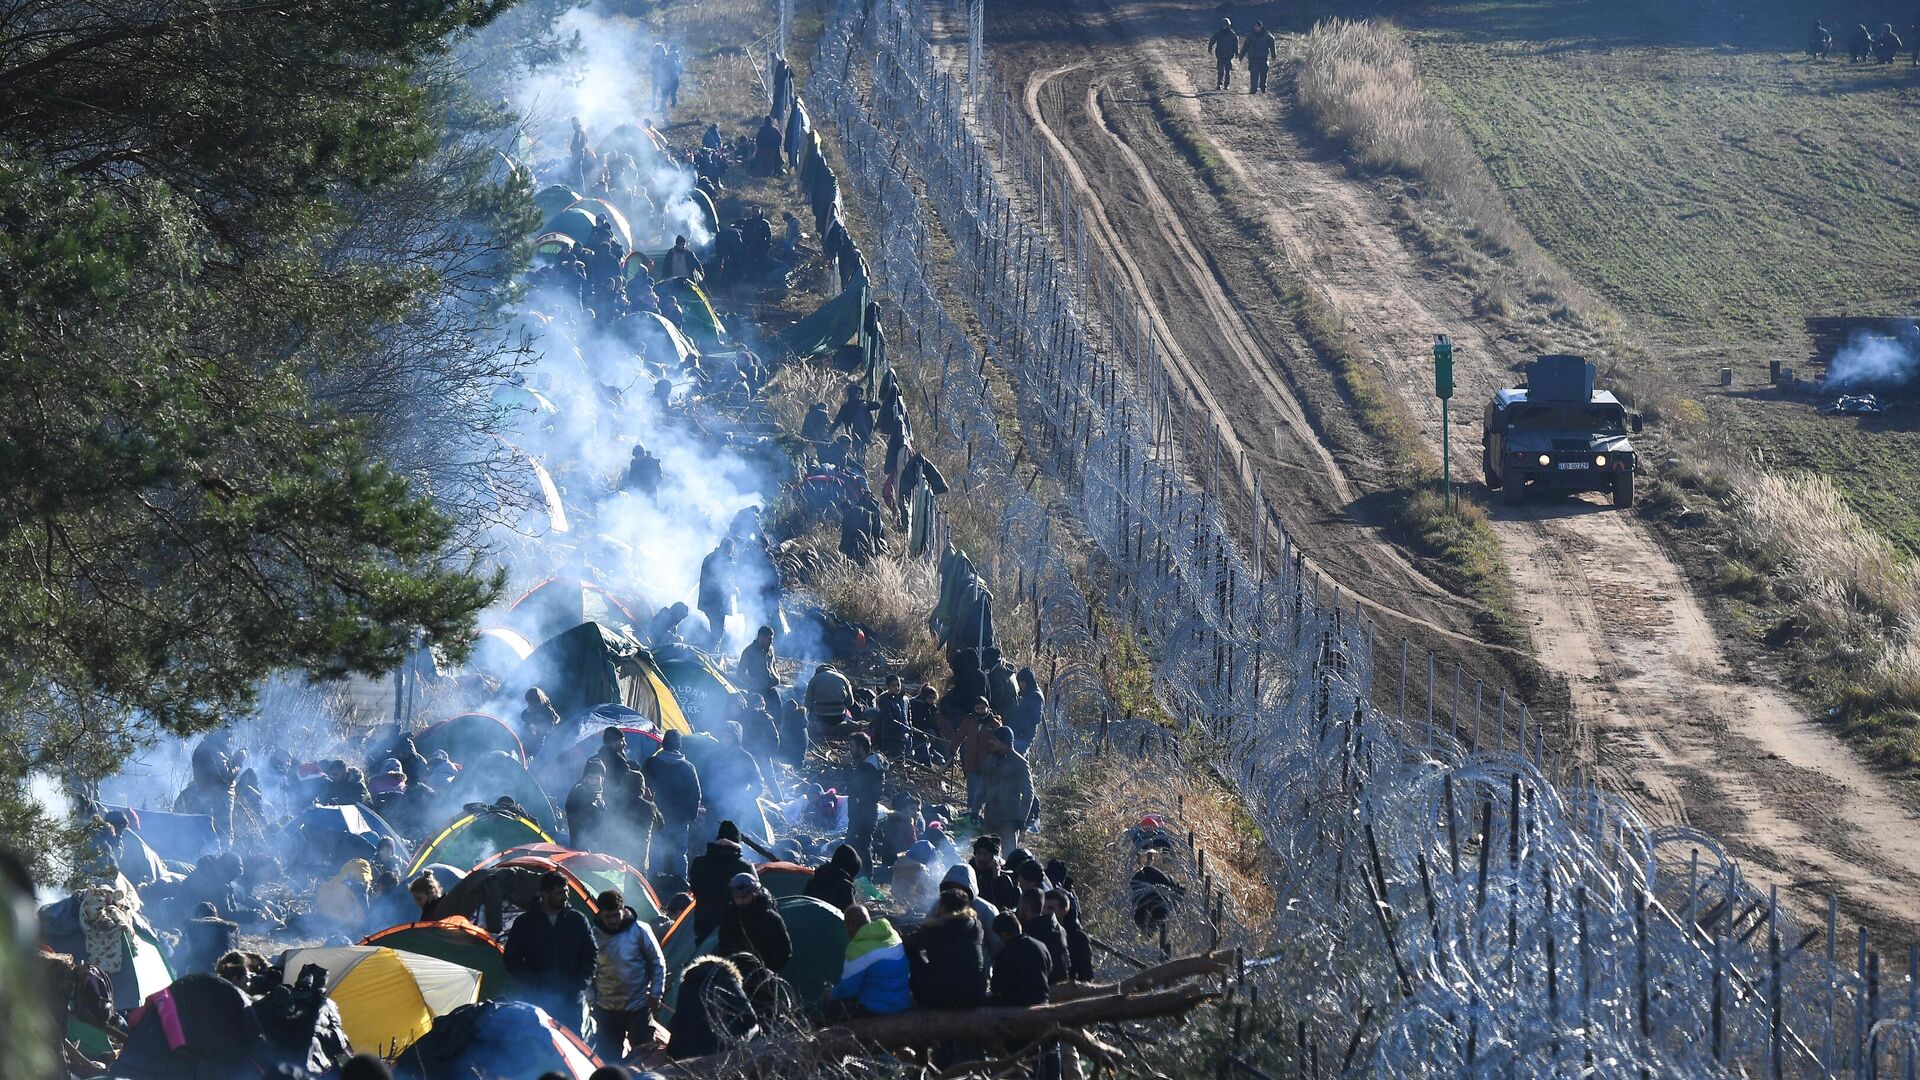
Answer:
[
  {"left": 407, "top": 808, "right": 554, "bottom": 877},
  {"left": 773, "top": 895, "right": 851, "bottom": 1008},
  {"left": 780, "top": 283, "right": 869, "bottom": 361},
  {"left": 362, "top": 917, "right": 516, "bottom": 1000},
  {"left": 511, "top": 621, "right": 690, "bottom": 735},
  {"left": 416, "top": 713, "right": 525, "bottom": 765},
  {"left": 654, "top": 654, "right": 741, "bottom": 728},
  {"left": 688, "top": 188, "right": 719, "bottom": 246},
  {"left": 534, "top": 184, "right": 580, "bottom": 218},
  {"left": 654, "top": 278, "right": 727, "bottom": 350},
  {"left": 541, "top": 205, "right": 600, "bottom": 247},
  {"left": 451, "top": 752, "right": 559, "bottom": 837},
  {"left": 756, "top": 862, "right": 814, "bottom": 900}
]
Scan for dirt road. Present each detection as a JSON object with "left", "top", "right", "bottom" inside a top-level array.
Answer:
[{"left": 983, "top": 0, "right": 1920, "bottom": 937}]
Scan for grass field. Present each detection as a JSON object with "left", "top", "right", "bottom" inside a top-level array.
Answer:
[{"left": 1367, "top": 1, "right": 1920, "bottom": 550}]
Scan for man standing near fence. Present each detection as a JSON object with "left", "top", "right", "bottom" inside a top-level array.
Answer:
[
  {"left": 1241, "top": 21, "right": 1278, "bottom": 94},
  {"left": 1208, "top": 19, "right": 1240, "bottom": 91}
]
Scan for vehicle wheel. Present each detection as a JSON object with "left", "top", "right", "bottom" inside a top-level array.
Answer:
[
  {"left": 1502, "top": 478, "right": 1526, "bottom": 506},
  {"left": 1483, "top": 450, "right": 1502, "bottom": 490},
  {"left": 1613, "top": 472, "right": 1635, "bottom": 509}
]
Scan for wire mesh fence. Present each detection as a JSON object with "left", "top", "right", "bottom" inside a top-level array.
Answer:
[{"left": 771, "top": 0, "right": 1920, "bottom": 1073}]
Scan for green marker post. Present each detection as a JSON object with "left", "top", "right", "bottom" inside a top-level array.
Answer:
[{"left": 1434, "top": 334, "right": 1455, "bottom": 511}]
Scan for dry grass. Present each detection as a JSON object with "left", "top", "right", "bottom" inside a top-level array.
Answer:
[
  {"left": 765, "top": 359, "right": 851, "bottom": 438},
  {"left": 809, "top": 550, "right": 944, "bottom": 681},
  {"left": 1295, "top": 19, "right": 1603, "bottom": 336}
]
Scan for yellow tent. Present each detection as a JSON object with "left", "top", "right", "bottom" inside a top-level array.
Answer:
[{"left": 283, "top": 945, "right": 482, "bottom": 1058}]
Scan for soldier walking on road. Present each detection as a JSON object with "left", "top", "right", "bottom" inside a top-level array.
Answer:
[
  {"left": 1241, "top": 21, "right": 1278, "bottom": 94},
  {"left": 1208, "top": 19, "right": 1239, "bottom": 91}
]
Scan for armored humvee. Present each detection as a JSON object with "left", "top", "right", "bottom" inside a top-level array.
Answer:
[{"left": 1482, "top": 355, "right": 1642, "bottom": 508}]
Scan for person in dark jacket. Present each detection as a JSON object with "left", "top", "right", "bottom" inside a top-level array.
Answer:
[
  {"left": 904, "top": 890, "right": 989, "bottom": 1009},
  {"left": 1208, "top": 18, "right": 1239, "bottom": 90},
  {"left": 735, "top": 625, "right": 779, "bottom": 713},
  {"left": 503, "top": 871, "right": 598, "bottom": 1032},
  {"left": 717, "top": 874, "right": 793, "bottom": 972},
  {"left": 179, "top": 902, "right": 239, "bottom": 975},
  {"left": 703, "top": 721, "right": 766, "bottom": 833},
  {"left": 643, "top": 731, "right": 703, "bottom": 887},
  {"left": 870, "top": 675, "right": 912, "bottom": 759},
  {"left": 730, "top": 692, "right": 781, "bottom": 786},
  {"left": 1045, "top": 888, "right": 1094, "bottom": 983},
  {"left": 697, "top": 538, "right": 736, "bottom": 649},
  {"left": 565, "top": 761, "right": 607, "bottom": 853},
  {"left": 843, "top": 734, "right": 885, "bottom": 867},
  {"left": 831, "top": 382, "right": 878, "bottom": 446},
  {"left": 688, "top": 822, "right": 756, "bottom": 939},
  {"left": 968, "top": 834, "right": 1021, "bottom": 912},
  {"left": 989, "top": 913, "right": 1051, "bottom": 1006},
  {"left": 803, "top": 843, "right": 863, "bottom": 911},
  {"left": 909, "top": 684, "right": 944, "bottom": 764},
  {"left": 668, "top": 956, "right": 757, "bottom": 1059},
  {"left": 1018, "top": 888, "right": 1069, "bottom": 985},
  {"left": 1007, "top": 668, "right": 1044, "bottom": 754},
  {"left": 1240, "top": 20, "right": 1278, "bottom": 93}
]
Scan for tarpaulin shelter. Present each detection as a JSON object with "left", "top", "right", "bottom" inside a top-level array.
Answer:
[
  {"left": 654, "top": 278, "right": 728, "bottom": 350},
  {"left": 416, "top": 712, "right": 525, "bottom": 767},
  {"left": 471, "top": 845, "right": 664, "bottom": 921},
  {"left": 393, "top": 999, "right": 600, "bottom": 1080},
  {"left": 362, "top": 917, "right": 514, "bottom": 1000},
  {"left": 780, "top": 280, "right": 869, "bottom": 361},
  {"left": 406, "top": 806, "right": 553, "bottom": 878},
  {"left": 100, "top": 805, "right": 217, "bottom": 864},
  {"left": 654, "top": 653, "right": 743, "bottom": 727},
  {"left": 550, "top": 721, "right": 662, "bottom": 781},
  {"left": 509, "top": 621, "right": 690, "bottom": 735},
  {"left": 286, "top": 804, "right": 408, "bottom": 868},
  {"left": 282, "top": 945, "right": 482, "bottom": 1058}
]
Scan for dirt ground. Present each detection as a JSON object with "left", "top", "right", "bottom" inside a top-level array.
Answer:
[{"left": 974, "top": 0, "right": 1920, "bottom": 941}]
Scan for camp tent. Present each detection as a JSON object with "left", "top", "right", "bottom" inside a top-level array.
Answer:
[
  {"left": 569, "top": 197, "right": 633, "bottom": 251},
  {"left": 286, "top": 804, "right": 408, "bottom": 868},
  {"left": 653, "top": 653, "right": 742, "bottom": 727},
  {"left": 755, "top": 862, "right": 816, "bottom": 900},
  {"left": 774, "top": 895, "right": 853, "bottom": 1007},
  {"left": 393, "top": 1000, "right": 600, "bottom": 1079},
  {"left": 362, "top": 917, "right": 515, "bottom": 1000},
  {"left": 654, "top": 278, "right": 727, "bottom": 350},
  {"left": 503, "top": 577, "right": 645, "bottom": 648},
  {"left": 471, "top": 846, "right": 664, "bottom": 922},
  {"left": 688, "top": 187, "right": 719, "bottom": 244},
  {"left": 467, "top": 627, "right": 536, "bottom": 681},
  {"left": 282, "top": 945, "right": 482, "bottom": 1058},
  {"left": 540, "top": 205, "right": 600, "bottom": 247},
  {"left": 407, "top": 806, "right": 553, "bottom": 878},
  {"left": 38, "top": 891, "right": 174, "bottom": 1012},
  {"left": 625, "top": 309, "right": 700, "bottom": 370},
  {"left": 509, "top": 621, "right": 690, "bottom": 734},
  {"left": 533, "top": 231, "right": 578, "bottom": 261},
  {"left": 415, "top": 713, "right": 526, "bottom": 766},
  {"left": 534, "top": 184, "right": 582, "bottom": 218},
  {"left": 603, "top": 122, "right": 672, "bottom": 169}
]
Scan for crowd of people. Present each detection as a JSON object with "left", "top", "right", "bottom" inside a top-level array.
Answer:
[{"left": 19, "top": 47, "right": 1203, "bottom": 1078}]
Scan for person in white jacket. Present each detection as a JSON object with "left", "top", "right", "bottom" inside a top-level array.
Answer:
[{"left": 590, "top": 890, "right": 667, "bottom": 1063}]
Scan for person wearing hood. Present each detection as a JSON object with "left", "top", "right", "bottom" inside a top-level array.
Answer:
[
  {"left": 367, "top": 759, "right": 407, "bottom": 809},
  {"left": 423, "top": 749, "right": 459, "bottom": 789},
  {"left": 718, "top": 873, "right": 792, "bottom": 972},
  {"left": 892, "top": 839, "right": 940, "bottom": 913},
  {"left": 831, "top": 905, "right": 910, "bottom": 1016},
  {"left": 519, "top": 688, "right": 564, "bottom": 757},
  {"left": 505, "top": 871, "right": 598, "bottom": 1032},
  {"left": 931, "top": 863, "right": 1003, "bottom": 950},
  {"left": 954, "top": 698, "right": 999, "bottom": 811},
  {"left": 843, "top": 733, "right": 885, "bottom": 868},
  {"left": 698, "top": 537, "right": 737, "bottom": 649},
  {"left": 590, "top": 889, "right": 666, "bottom": 1063},
  {"left": 876, "top": 789, "right": 921, "bottom": 870},
  {"left": 977, "top": 728, "right": 1037, "bottom": 849},
  {"left": 805, "top": 662, "right": 856, "bottom": 731},
  {"left": 1045, "top": 888, "right": 1094, "bottom": 982},
  {"left": 967, "top": 834, "right": 1021, "bottom": 913},
  {"left": 643, "top": 730, "right": 702, "bottom": 887},
  {"left": 735, "top": 625, "right": 779, "bottom": 713},
  {"left": 385, "top": 733, "right": 429, "bottom": 786},
  {"left": 688, "top": 821, "right": 755, "bottom": 940},
  {"left": 803, "top": 843, "right": 863, "bottom": 911},
  {"left": 566, "top": 760, "right": 608, "bottom": 853},
  {"left": 668, "top": 955, "right": 757, "bottom": 1059},
  {"left": 905, "top": 889, "right": 989, "bottom": 1009},
  {"left": 178, "top": 902, "right": 238, "bottom": 975},
  {"left": 1008, "top": 668, "right": 1045, "bottom": 753}
]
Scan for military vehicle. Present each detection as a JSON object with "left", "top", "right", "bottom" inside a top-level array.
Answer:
[{"left": 1482, "top": 355, "right": 1642, "bottom": 508}]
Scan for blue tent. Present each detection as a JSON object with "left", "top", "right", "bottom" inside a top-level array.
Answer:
[
  {"left": 287, "top": 804, "right": 409, "bottom": 867},
  {"left": 103, "top": 805, "right": 218, "bottom": 864}
]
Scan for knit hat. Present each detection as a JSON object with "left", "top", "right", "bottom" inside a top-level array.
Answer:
[
  {"left": 730, "top": 872, "right": 758, "bottom": 893},
  {"left": 718, "top": 820, "right": 741, "bottom": 842}
]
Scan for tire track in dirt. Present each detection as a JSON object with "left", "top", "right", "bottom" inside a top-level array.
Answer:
[
  {"left": 1020, "top": 61, "right": 1524, "bottom": 658},
  {"left": 981, "top": 0, "right": 1920, "bottom": 936},
  {"left": 1104, "top": 20, "right": 1920, "bottom": 935}
]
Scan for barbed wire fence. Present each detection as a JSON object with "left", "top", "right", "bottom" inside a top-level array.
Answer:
[{"left": 760, "top": 0, "right": 1918, "bottom": 1074}]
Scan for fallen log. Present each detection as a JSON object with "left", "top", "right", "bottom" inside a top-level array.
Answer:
[
  {"left": 1051, "top": 948, "right": 1233, "bottom": 1002},
  {"left": 661, "top": 985, "right": 1220, "bottom": 1077}
]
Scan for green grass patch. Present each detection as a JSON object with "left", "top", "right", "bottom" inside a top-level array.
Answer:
[{"left": 1139, "top": 73, "right": 1228, "bottom": 194}]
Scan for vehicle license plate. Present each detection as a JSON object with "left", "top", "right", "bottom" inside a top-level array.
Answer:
[{"left": 1558, "top": 462, "right": 1590, "bottom": 470}]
